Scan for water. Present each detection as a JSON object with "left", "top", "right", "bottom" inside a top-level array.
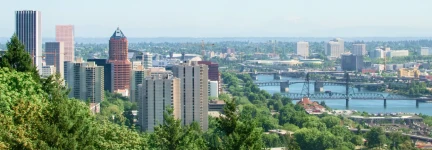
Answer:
[{"left": 257, "top": 75, "right": 432, "bottom": 115}]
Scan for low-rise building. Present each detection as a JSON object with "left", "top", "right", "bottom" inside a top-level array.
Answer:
[
  {"left": 387, "top": 50, "right": 409, "bottom": 58},
  {"left": 41, "top": 65, "right": 56, "bottom": 77},
  {"left": 398, "top": 68, "right": 420, "bottom": 78}
]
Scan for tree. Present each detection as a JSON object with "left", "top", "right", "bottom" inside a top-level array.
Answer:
[
  {"left": 0, "top": 34, "right": 39, "bottom": 81},
  {"left": 151, "top": 109, "right": 207, "bottom": 150},
  {"left": 365, "top": 127, "right": 387, "bottom": 148}
]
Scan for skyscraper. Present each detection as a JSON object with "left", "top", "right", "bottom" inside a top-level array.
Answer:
[
  {"left": 64, "top": 59, "right": 104, "bottom": 103},
  {"left": 87, "top": 59, "right": 114, "bottom": 92},
  {"left": 45, "top": 42, "right": 64, "bottom": 77},
  {"left": 172, "top": 61, "right": 209, "bottom": 131},
  {"left": 108, "top": 27, "right": 131, "bottom": 91},
  {"left": 143, "top": 52, "right": 152, "bottom": 69},
  {"left": 341, "top": 54, "right": 364, "bottom": 71},
  {"left": 130, "top": 65, "right": 146, "bottom": 103},
  {"left": 352, "top": 44, "right": 366, "bottom": 56},
  {"left": 138, "top": 74, "right": 181, "bottom": 132},
  {"left": 56, "top": 25, "right": 75, "bottom": 62},
  {"left": 296, "top": 41, "right": 309, "bottom": 58},
  {"left": 15, "top": 10, "right": 42, "bottom": 73}
]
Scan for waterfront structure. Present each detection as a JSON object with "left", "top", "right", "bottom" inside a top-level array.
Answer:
[
  {"left": 143, "top": 52, "right": 152, "bottom": 69},
  {"left": 352, "top": 44, "right": 366, "bottom": 56},
  {"left": 64, "top": 59, "right": 104, "bottom": 103},
  {"left": 172, "top": 61, "right": 209, "bottom": 131},
  {"left": 15, "top": 10, "right": 42, "bottom": 73},
  {"left": 341, "top": 54, "right": 364, "bottom": 71},
  {"left": 45, "top": 42, "right": 64, "bottom": 77},
  {"left": 41, "top": 65, "right": 56, "bottom": 77},
  {"left": 398, "top": 68, "right": 420, "bottom": 78},
  {"left": 108, "top": 27, "right": 131, "bottom": 92},
  {"left": 87, "top": 59, "right": 114, "bottom": 92},
  {"left": 138, "top": 74, "right": 180, "bottom": 132},
  {"left": 130, "top": 65, "right": 146, "bottom": 103},
  {"left": 55, "top": 25, "right": 74, "bottom": 62},
  {"left": 296, "top": 41, "right": 309, "bottom": 58},
  {"left": 209, "top": 80, "right": 218, "bottom": 98},
  {"left": 387, "top": 50, "right": 409, "bottom": 58}
]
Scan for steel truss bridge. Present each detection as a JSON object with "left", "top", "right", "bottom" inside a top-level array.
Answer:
[
  {"left": 254, "top": 81, "right": 383, "bottom": 87},
  {"left": 280, "top": 92, "right": 415, "bottom": 100}
]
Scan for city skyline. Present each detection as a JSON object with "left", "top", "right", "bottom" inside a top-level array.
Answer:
[{"left": 1, "top": 0, "right": 432, "bottom": 38}]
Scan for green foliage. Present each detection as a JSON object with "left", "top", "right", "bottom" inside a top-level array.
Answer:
[
  {"left": 0, "top": 34, "right": 39, "bottom": 81},
  {"left": 365, "top": 127, "right": 387, "bottom": 148}
]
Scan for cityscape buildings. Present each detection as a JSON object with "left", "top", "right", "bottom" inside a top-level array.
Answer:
[
  {"left": 130, "top": 65, "right": 146, "bottom": 103},
  {"left": 15, "top": 10, "right": 42, "bottom": 73},
  {"left": 341, "top": 54, "right": 364, "bottom": 71},
  {"left": 387, "top": 50, "right": 409, "bottom": 58},
  {"left": 296, "top": 41, "right": 309, "bottom": 58},
  {"left": 352, "top": 44, "right": 367, "bottom": 56},
  {"left": 138, "top": 74, "right": 181, "bottom": 132},
  {"left": 108, "top": 27, "right": 131, "bottom": 92},
  {"left": 55, "top": 25, "right": 74, "bottom": 62},
  {"left": 41, "top": 65, "right": 56, "bottom": 77},
  {"left": 172, "top": 61, "right": 209, "bottom": 131},
  {"left": 143, "top": 52, "right": 152, "bottom": 69},
  {"left": 45, "top": 42, "right": 64, "bottom": 77},
  {"left": 87, "top": 59, "right": 114, "bottom": 92},
  {"left": 64, "top": 59, "right": 104, "bottom": 103}
]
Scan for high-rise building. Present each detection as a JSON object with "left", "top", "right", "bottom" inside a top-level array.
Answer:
[
  {"left": 56, "top": 25, "right": 74, "bottom": 62},
  {"left": 87, "top": 59, "right": 114, "bottom": 92},
  {"left": 172, "top": 62, "right": 209, "bottom": 131},
  {"left": 108, "top": 27, "right": 131, "bottom": 91},
  {"left": 198, "top": 61, "right": 220, "bottom": 93},
  {"left": 15, "top": 10, "right": 42, "bottom": 73},
  {"left": 143, "top": 52, "right": 152, "bottom": 69},
  {"left": 296, "top": 41, "right": 309, "bottom": 58},
  {"left": 130, "top": 65, "right": 146, "bottom": 103},
  {"left": 45, "top": 42, "right": 65, "bottom": 77},
  {"left": 326, "top": 41, "right": 341, "bottom": 57},
  {"left": 326, "top": 38, "right": 344, "bottom": 58},
  {"left": 138, "top": 74, "right": 181, "bottom": 132},
  {"left": 341, "top": 54, "right": 364, "bottom": 71},
  {"left": 64, "top": 59, "right": 104, "bottom": 103},
  {"left": 352, "top": 44, "right": 366, "bottom": 56},
  {"left": 209, "top": 80, "right": 218, "bottom": 98}
]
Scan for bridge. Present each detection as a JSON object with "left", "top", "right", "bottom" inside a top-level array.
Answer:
[
  {"left": 253, "top": 72, "right": 427, "bottom": 108},
  {"left": 239, "top": 70, "right": 355, "bottom": 80}
]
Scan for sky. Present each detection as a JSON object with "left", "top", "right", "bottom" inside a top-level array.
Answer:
[{"left": 0, "top": 0, "right": 432, "bottom": 38}]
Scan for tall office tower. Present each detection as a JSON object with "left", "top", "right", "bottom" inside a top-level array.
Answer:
[
  {"left": 15, "top": 10, "right": 42, "bottom": 73},
  {"left": 296, "top": 41, "right": 309, "bottom": 58},
  {"left": 108, "top": 27, "right": 131, "bottom": 91},
  {"left": 87, "top": 59, "right": 114, "bottom": 92},
  {"left": 326, "top": 41, "right": 342, "bottom": 57},
  {"left": 138, "top": 74, "right": 181, "bottom": 132},
  {"left": 172, "top": 62, "right": 209, "bottom": 131},
  {"left": 130, "top": 65, "right": 146, "bottom": 103},
  {"left": 352, "top": 44, "right": 366, "bottom": 56},
  {"left": 143, "top": 52, "right": 152, "bottom": 69},
  {"left": 56, "top": 25, "right": 74, "bottom": 62},
  {"left": 45, "top": 42, "right": 64, "bottom": 77},
  {"left": 64, "top": 59, "right": 104, "bottom": 103}
]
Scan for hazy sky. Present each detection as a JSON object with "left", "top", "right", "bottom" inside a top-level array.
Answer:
[{"left": 1, "top": 0, "right": 431, "bottom": 37}]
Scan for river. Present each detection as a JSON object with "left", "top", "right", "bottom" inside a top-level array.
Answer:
[{"left": 257, "top": 74, "right": 432, "bottom": 115}]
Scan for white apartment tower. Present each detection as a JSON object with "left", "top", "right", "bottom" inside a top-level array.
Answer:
[
  {"left": 172, "top": 61, "right": 209, "bottom": 131},
  {"left": 352, "top": 44, "right": 366, "bottom": 56},
  {"left": 138, "top": 74, "right": 181, "bottom": 132},
  {"left": 296, "top": 41, "right": 309, "bottom": 58}
]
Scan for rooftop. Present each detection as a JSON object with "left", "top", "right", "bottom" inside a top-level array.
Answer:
[{"left": 111, "top": 27, "right": 126, "bottom": 39}]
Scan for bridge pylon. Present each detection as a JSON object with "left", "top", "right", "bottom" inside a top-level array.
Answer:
[{"left": 280, "top": 80, "right": 289, "bottom": 92}]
